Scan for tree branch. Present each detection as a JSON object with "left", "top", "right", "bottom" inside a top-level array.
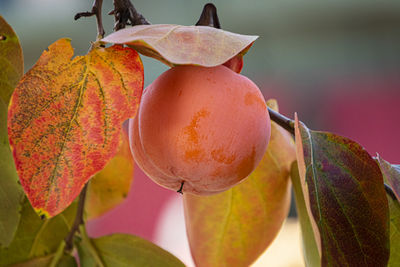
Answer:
[
  {"left": 110, "top": 0, "right": 150, "bottom": 31},
  {"left": 74, "top": 0, "right": 105, "bottom": 39},
  {"left": 64, "top": 183, "right": 88, "bottom": 251},
  {"left": 267, "top": 107, "right": 295, "bottom": 135}
]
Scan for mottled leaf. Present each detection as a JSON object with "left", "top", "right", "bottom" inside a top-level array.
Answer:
[
  {"left": 0, "top": 15, "right": 24, "bottom": 247},
  {"left": 183, "top": 99, "right": 295, "bottom": 267},
  {"left": 85, "top": 130, "right": 134, "bottom": 219},
  {"left": 8, "top": 38, "right": 144, "bottom": 218},
  {"left": 291, "top": 161, "right": 321, "bottom": 267},
  {"left": 101, "top": 24, "right": 257, "bottom": 67},
  {"left": 0, "top": 198, "right": 77, "bottom": 266},
  {"left": 377, "top": 155, "right": 400, "bottom": 201},
  {"left": 294, "top": 114, "right": 389, "bottom": 266},
  {"left": 11, "top": 253, "right": 77, "bottom": 267},
  {"left": 89, "top": 234, "right": 185, "bottom": 267}
]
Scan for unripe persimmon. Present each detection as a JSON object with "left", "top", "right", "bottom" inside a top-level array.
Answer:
[{"left": 129, "top": 65, "right": 270, "bottom": 194}]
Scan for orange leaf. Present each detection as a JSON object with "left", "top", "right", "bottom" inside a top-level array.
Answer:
[
  {"left": 7, "top": 39, "right": 143, "bottom": 218},
  {"left": 85, "top": 130, "right": 134, "bottom": 220},
  {"left": 183, "top": 99, "right": 295, "bottom": 266},
  {"left": 101, "top": 24, "right": 257, "bottom": 67}
]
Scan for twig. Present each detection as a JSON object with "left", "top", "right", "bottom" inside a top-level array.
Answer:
[
  {"left": 195, "top": 3, "right": 221, "bottom": 29},
  {"left": 267, "top": 107, "right": 295, "bottom": 135},
  {"left": 64, "top": 183, "right": 88, "bottom": 251},
  {"left": 74, "top": 0, "right": 105, "bottom": 39},
  {"left": 110, "top": 0, "right": 150, "bottom": 31}
]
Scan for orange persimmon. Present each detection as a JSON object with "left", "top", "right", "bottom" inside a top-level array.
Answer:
[{"left": 129, "top": 65, "right": 270, "bottom": 194}]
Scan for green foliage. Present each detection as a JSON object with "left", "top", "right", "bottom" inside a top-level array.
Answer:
[
  {"left": 78, "top": 233, "right": 185, "bottom": 267},
  {"left": 0, "top": 15, "right": 24, "bottom": 247},
  {"left": 387, "top": 194, "right": 400, "bottom": 266},
  {"left": 290, "top": 162, "right": 321, "bottom": 267},
  {"left": 0, "top": 199, "right": 76, "bottom": 266}
]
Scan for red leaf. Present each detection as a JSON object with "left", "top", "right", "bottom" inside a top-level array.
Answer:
[
  {"left": 7, "top": 39, "right": 143, "bottom": 218},
  {"left": 101, "top": 24, "right": 257, "bottom": 67},
  {"left": 294, "top": 114, "right": 389, "bottom": 266}
]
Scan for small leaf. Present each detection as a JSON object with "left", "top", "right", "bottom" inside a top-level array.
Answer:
[
  {"left": 89, "top": 234, "right": 185, "bottom": 267},
  {"left": 0, "top": 15, "right": 24, "bottom": 247},
  {"left": 294, "top": 114, "right": 389, "bottom": 266},
  {"left": 101, "top": 24, "right": 257, "bottom": 67},
  {"left": 0, "top": 198, "right": 77, "bottom": 266},
  {"left": 11, "top": 253, "right": 77, "bottom": 267},
  {"left": 290, "top": 161, "right": 321, "bottom": 267},
  {"left": 387, "top": 193, "right": 400, "bottom": 266},
  {"left": 85, "top": 130, "right": 134, "bottom": 219},
  {"left": 377, "top": 155, "right": 400, "bottom": 201},
  {"left": 8, "top": 38, "right": 144, "bottom": 218},
  {"left": 183, "top": 99, "right": 295, "bottom": 266}
]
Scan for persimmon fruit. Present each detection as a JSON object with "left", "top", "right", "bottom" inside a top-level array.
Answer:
[{"left": 129, "top": 65, "right": 271, "bottom": 194}]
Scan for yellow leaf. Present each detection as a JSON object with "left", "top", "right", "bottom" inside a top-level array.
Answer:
[{"left": 183, "top": 99, "right": 296, "bottom": 266}]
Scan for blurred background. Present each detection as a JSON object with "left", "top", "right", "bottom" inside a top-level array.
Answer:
[{"left": 2, "top": 0, "right": 400, "bottom": 266}]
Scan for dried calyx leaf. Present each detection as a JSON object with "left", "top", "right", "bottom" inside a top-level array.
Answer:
[{"left": 101, "top": 24, "right": 257, "bottom": 68}]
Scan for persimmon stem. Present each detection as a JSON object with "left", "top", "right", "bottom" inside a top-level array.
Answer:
[
  {"left": 74, "top": 0, "right": 105, "bottom": 39},
  {"left": 196, "top": 3, "right": 221, "bottom": 28},
  {"left": 110, "top": 0, "right": 150, "bottom": 31},
  {"left": 64, "top": 183, "right": 88, "bottom": 251}
]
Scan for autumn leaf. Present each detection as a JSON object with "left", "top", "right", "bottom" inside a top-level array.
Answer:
[
  {"left": 0, "top": 198, "right": 77, "bottom": 266},
  {"left": 183, "top": 99, "right": 295, "bottom": 267},
  {"left": 377, "top": 155, "right": 400, "bottom": 201},
  {"left": 294, "top": 114, "right": 389, "bottom": 266},
  {"left": 0, "top": 15, "right": 24, "bottom": 247},
  {"left": 85, "top": 130, "right": 134, "bottom": 220},
  {"left": 101, "top": 24, "right": 257, "bottom": 68},
  {"left": 8, "top": 38, "right": 144, "bottom": 218}
]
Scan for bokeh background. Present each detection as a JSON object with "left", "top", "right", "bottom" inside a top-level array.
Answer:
[{"left": 2, "top": 0, "right": 400, "bottom": 266}]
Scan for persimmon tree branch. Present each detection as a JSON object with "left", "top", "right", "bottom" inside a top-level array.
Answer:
[
  {"left": 74, "top": 0, "right": 105, "bottom": 39},
  {"left": 110, "top": 0, "right": 150, "bottom": 30},
  {"left": 64, "top": 183, "right": 88, "bottom": 251}
]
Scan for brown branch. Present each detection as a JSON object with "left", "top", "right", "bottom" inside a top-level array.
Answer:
[
  {"left": 74, "top": 0, "right": 105, "bottom": 39},
  {"left": 64, "top": 183, "right": 88, "bottom": 251},
  {"left": 195, "top": 3, "right": 221, "bottom": 29},
  {"left": 110, "top": 0, "right": 150, "bottom": 31},
  {"left": 267, "top": 107, "right": 295, "bottom": 135}
]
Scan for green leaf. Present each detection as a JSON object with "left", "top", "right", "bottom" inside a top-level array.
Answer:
[
  {"left": 377, "top": 155, "right": 400, "bottom": 201},
  {"left": 294, "top": 115, "right": 389, "bottom": 266},
  {"left": 0, "top": 15, "right": 23, "bottom": 103},
  {"left": 0, "top": 15, "right": 24, "bottom": 247},
  {"left": 290, "top": 161, "right": 320, "bottom": 267},
  {"left": 10, "top": 253, "right": 77, "bottom": 267},
  {"left": 87, "top": 234, "right": 185, "bottom": 267},
  {"left": 387, "top": 193, "right": 400, "bottom": 266},
  {"left": 183, "top": 99, "right": 295, "bottom": 266},
  {"left": 0, "top": 198, "right": 77, "bottom": 266}
]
